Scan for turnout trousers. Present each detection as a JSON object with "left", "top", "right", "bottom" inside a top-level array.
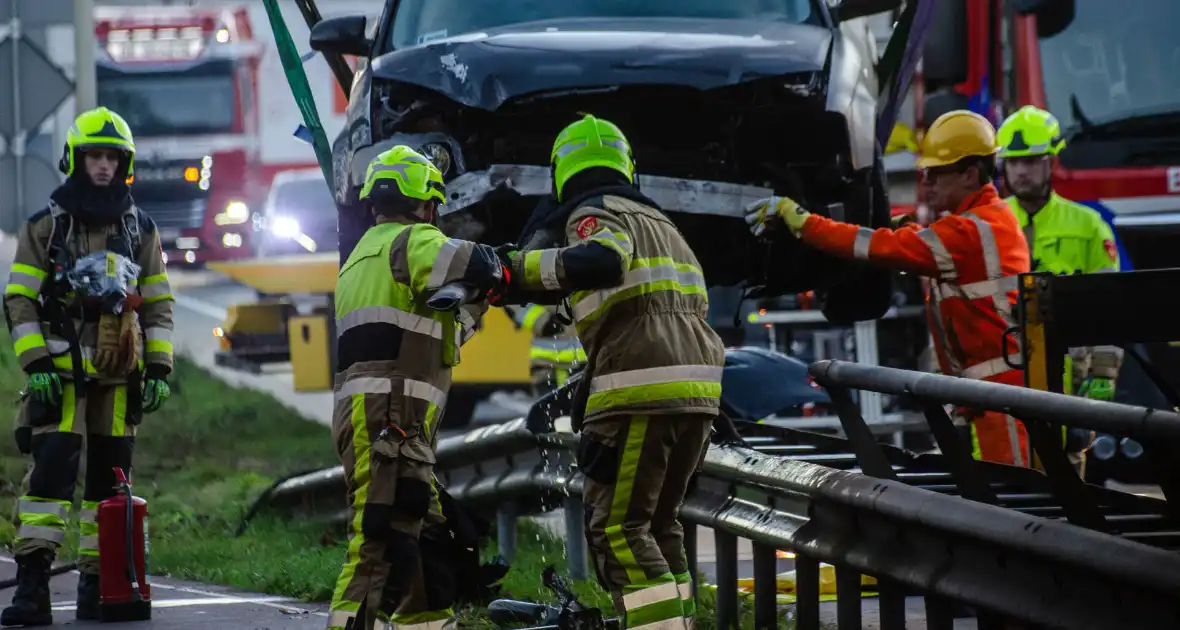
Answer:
[
  {"left": 13, "top": 380, "right": 139, "bottom": 574},
  {"left": 957, "top": 370, "right": 1032, "bottom": 467},
  {"left": 327, "top": 380, "right": 452, "bottom": 630},
  {"left": 578, "top": 414, "right": 713, "bottom": 630}
]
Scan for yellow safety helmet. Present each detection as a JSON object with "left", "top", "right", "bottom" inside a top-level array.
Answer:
[
  {"left": 59, "top": 106, "right": 136, "bottom": 178},
  {"left": 359, "top": 145, "right": 446, "bottom": 205},
  {"left": 997, "top": 105, "right": 1066, "bottom": 159},
  {"left": 550, "top": 114, "right": 635, "bottom": 201},
  {"left": 916, "top": 110, "right": 1000, "bottom": 169}
]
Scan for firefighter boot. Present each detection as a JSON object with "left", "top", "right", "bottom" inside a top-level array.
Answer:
[
  {"left": 0, "top": 548, "right": 53, "bottom": 627},
  {"left": 76, "top": 572, "right": 101, "bottom": 620}
]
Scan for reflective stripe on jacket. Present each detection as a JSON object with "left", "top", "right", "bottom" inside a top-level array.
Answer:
[
  {"left": 508, "top": 303, "right": 586, "bottom": 368},
  {"left": 1007, "top": 192, "right": 1124, "bottom": 384},
  {"left": 510, "top": 194, "right": 725, "bottom": 422},
  {"left": 4, "top": 203, "right": 174, "bottom": 381},
  {"left": 801, "top": 184, "right": 1030, "bottom": 383},
  {"left": 334, "top": 219, "right": 489, "bottom": 441}
]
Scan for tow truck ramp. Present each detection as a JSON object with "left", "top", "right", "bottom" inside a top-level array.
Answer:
[{"left": 249, "top": 360, "right": 1180, "bottom": 630}]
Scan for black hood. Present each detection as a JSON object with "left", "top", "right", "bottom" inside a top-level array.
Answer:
[
  {"left": 371, "top": 18, "right": 832, "bottom": 111},
  {"left": 51, "top": 177, "right": 133, "bottom": 226}
]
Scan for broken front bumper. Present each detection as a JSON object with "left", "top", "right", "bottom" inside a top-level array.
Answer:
[{"left": 439, "top": 164, "right": 774, "bottom": 218}]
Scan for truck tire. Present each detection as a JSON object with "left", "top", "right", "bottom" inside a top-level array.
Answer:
[{"left": 820, "top": 150, "right": 893, "bottom": 325}]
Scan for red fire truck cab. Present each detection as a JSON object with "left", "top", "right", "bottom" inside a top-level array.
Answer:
[{"left": 95, "top": 6, "right": 265, "bottom": 266}]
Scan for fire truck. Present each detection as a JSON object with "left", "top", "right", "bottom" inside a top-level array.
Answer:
[
  {"left": 94, "top": 6, "right": 264, "bottom": 266},
  {"left": 915, "top": 0, "right": 1180, "bottom": 271},
  {"left": 92, "top": 2, "right": 373, "bottom": 266}
]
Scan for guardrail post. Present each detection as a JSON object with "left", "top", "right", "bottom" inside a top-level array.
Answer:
[
  {"left": 793, "top": 553, "right": 820, "bottom": 630},
  {"left": 1023, "top": 419, "right": 1108, "bottom": 530},
  {"left": 684, "top": 521, "right": 699, "bottom": 602},
  {"left": 563, "top": 495, "right": 588, "bottom": 580},
  {"left": 919, "top": 400, "right": 1000, "bottom": 504},
  {"left": 834, "top": 564, "right": 861, "bottom": 630},
  {"left": 751, "top": 542, "right": 778, "bottom": 630},
  {"left": 497, "top": 501, "right": 517, "bottom": 562},
  {"left": 876, "top": 577, "right": 906, "bottom": 630},
  {"left": 824, "top": 384, "right": 898, "bottom": 480},
  {"left": 923, "top": 593, "right": 955, "bottom": 630},
  {"left": 713, "top": 530, "right": 740, "bottom": 630}
]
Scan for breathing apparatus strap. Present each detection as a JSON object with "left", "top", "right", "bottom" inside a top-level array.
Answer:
[{"left": 44, "top": 214, "right": 88, "bottom": 399}]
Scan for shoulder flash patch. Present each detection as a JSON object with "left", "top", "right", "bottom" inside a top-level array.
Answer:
[
  {"left": 575, "top": 216, "right": 598, "bottom": 240},
  {"left": 1103, "top": 239, "right": 1118, "bottom": 261}
]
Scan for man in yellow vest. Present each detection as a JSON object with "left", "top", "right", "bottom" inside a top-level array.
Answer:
[{"left": 997, "top": 105, "right": 1123, "bottom": 472}]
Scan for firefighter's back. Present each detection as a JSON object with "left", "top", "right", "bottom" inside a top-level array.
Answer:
[{"left": 569, "top": 194, "right": 725, "bottom": 423}]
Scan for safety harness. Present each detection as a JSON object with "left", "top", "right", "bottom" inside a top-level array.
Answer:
[{"left": 41, "top": 203, "right": 149, "bottom": 415}]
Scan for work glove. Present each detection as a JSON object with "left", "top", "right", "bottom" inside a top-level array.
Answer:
[
  {"left": 94, "top": 312, "right": 141, "bottom": 377},
  {"left": 1078, "top": 377, "right": 1115, "bottom": 402},
  {"left": 743, "top": 196, "right": 810, "bottom": 238},
  {"left": 142, "top": 378, "right": 170, "bottom": 414},
  {"left": 26, "top": 372, "right": 63, "bottom": 406},
  {"left": 891, "top": 213, "right": 917, "bottom": 229}
]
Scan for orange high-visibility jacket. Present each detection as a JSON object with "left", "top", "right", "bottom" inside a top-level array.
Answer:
[{"left": 800, "top": 184, "right": 1030, "bottom": 384}]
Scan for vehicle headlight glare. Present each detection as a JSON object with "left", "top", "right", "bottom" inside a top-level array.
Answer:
[
  {"left": 224, "top": 201, "right": 249, "bottom": 223},
  {"left": 271, "top": 216, "right": 301, "bottom": 239}
]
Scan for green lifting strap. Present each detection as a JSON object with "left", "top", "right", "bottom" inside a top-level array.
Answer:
[{"left": 261, "top": 0, "right": 335, "bottom": 187}]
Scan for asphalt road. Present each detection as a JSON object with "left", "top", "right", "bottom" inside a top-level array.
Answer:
[{"left": 0, "top": 556, "right": 328, "bottom": 629}]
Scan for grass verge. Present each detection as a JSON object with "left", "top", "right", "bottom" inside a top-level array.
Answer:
[{"left": 0, "top": 329, "right": 782, "bottom": 627}]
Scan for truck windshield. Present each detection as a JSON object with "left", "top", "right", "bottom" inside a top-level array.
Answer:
[
  {"left": 273, "top": 178, "right": 336, "bottom": 218},
  {"left": 390, "top": 0, "right": 815, "bottom": 48},
  {"left": 1039, "top": 0, "right": 1180, "bottom": 134},
  {"left": 97, "top": 72, "right": 235, "bottom": 137}
]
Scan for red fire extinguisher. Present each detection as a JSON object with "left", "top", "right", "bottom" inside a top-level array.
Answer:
[{"left": 97, "top": 467, "right": 152, "bottom": 622}]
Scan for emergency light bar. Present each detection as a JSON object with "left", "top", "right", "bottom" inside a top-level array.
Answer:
[
  {"left": 96, "top": 6, "right": 247, "bottom": 63},
  {"left": 105, "top": 27, "right": 211, "bottom": 61}
]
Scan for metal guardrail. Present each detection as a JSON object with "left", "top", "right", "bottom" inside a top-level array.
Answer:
[
  {"left": 809, "top": 359, "right": 1180, "bottom": 534},
  {"left": 248, "top": 361, "right": 1180, "bottom": 629}
]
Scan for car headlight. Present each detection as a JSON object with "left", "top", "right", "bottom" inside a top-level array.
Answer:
[
  {"left": 421, "top": 143, "right": 452, "bottom": 175},
  {"left": 215, "top": 201, "right": 250, "bottom": 225},
  {"left": 271, "top": 216, "right": 301, "bottom": 239}
]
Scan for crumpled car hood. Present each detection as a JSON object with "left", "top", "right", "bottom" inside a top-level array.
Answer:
[{"left": 370, "top": 18, "right": 833, "bottom": 111}]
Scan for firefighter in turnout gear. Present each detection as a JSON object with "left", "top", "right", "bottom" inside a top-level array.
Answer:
[
  {"left": 327, "top": 145, "right": 508, "bottom": 630},
  {"left": 498, "top": 114, "right": 725, "bottom": 630},
  {"left": 997, "top": 105, "right": 1123, "bottom": 473},
  {"left": 504, "top": 303, "right": 586, "bottom": 393},
  {"left": 2, "top": 106, "right": 174, "bottom": 626},
  {"left": 745, "top": 110, "right": 1033, "bottom": 467}
]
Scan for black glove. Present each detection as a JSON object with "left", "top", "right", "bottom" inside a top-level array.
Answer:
[
  {"left": 540, "top": 317, "right": 565, "bottom": 337},
  {"left": 493, "top": 243, "right": 518, "bottom": 268},
  {"left": 468, "top": 245, "right": 504, "bottom": 294}
]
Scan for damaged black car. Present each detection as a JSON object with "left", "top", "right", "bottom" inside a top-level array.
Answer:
[{"left": 306, "top": 0, "right": 916, "bottom": 323}]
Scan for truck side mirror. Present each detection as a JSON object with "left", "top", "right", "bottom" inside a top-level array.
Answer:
[
  {"left": 1011, "top": 0, "right": 1075, "bottom": 38},
  {"left": 310, "top": 15, "right": 372, "bottom": 58},
  {"left": 831, "top": 0, "right": 902, "bottom": 22}
]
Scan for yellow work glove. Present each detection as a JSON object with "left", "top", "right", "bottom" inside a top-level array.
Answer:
[
  {"left": 94, "top": 312, "right": 141, "bottom": 378},
  {"left": 94, "top": 313, "right": 123, "bottom": 376},
  {"left": 743, "top": 196, "right": 811, "bottom": 237},
  {"left": 891, "top": 213, "right": 916, "bottom": 229}
]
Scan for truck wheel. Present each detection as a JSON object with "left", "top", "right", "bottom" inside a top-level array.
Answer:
[{"left": 820, "top": 149, "right": 893, "bottom": 325}]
